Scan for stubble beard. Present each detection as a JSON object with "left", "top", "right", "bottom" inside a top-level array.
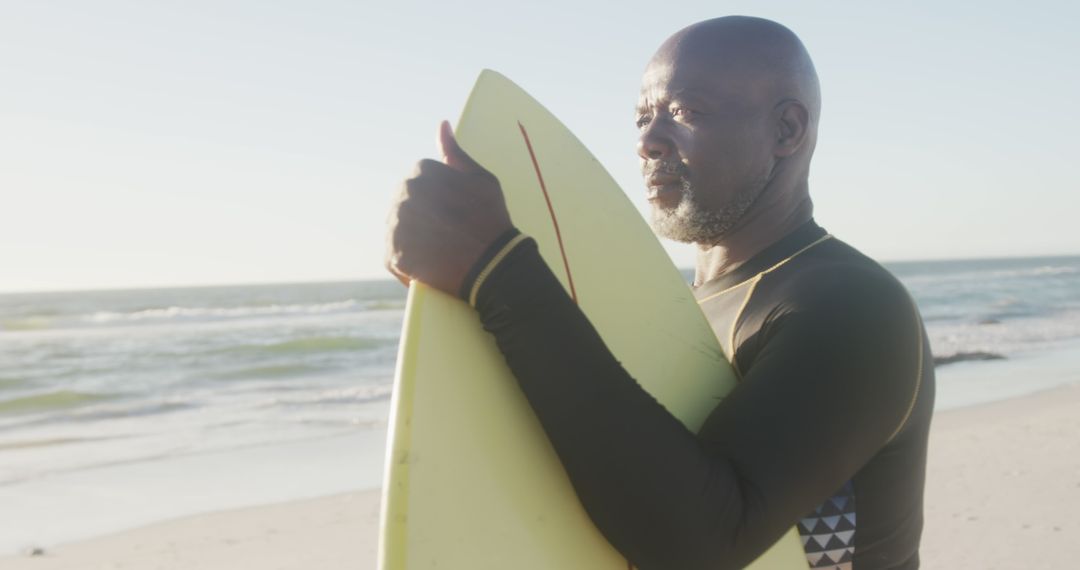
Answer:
[{"left": 650, "top": 177, "right": 766, "bottom": 246}]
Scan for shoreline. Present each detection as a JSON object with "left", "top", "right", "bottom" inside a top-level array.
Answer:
[
  {"left": 3, "top": 380, "right": 1078, "bottom": 569},
  {"left": 0, "top": 429, "right": 387, "bottom": 557},
  {"left": 932, "top": 339, "right": 1080, "bottom": 411}
]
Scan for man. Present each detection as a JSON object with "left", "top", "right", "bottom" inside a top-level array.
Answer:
[{"left": 386, "top": 16, "right": 934, "bottom": 570}]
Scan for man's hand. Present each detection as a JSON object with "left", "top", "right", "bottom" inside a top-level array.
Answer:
[{"left": 385, "top": 121, "right": 514, "bottom": 295}]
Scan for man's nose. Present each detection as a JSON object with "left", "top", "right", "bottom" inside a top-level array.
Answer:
[{"left": 636, "top": 121, "right": 673, "bottom": 161}]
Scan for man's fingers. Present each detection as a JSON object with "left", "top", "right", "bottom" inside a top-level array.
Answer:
[
  {"left": 388, "top": 264, "right": 412, "bottom": 287},
  {"left": 385, "top": 206, "right": 414, "bottom": 287},
  {"left": 385, "top": 251, "right": 413, "bottom": 287},
  {"left": 437, "top": 120, "right": 483, "bottom": 174}
]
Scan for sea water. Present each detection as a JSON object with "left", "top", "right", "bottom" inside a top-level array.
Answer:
[
  {"left": 0, "top": 281, "right": 403, "bottom": 553},
  {"left": 0, "top": 281, "right": 403, "bottom": 487},
  {"left": 1, "top": 256, "right": 1078, "bottom": 553}
]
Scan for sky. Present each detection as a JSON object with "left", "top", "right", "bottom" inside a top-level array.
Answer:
[{"left": 2, "top": 0, "right": 1078, "bottom": 292}]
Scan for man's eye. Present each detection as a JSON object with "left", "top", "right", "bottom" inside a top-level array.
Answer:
[
  {"left": 672, "top": 108, "right": 695, "bottom": 119},
  {"left": 635, "top": 115, "right": 651, "bottom": 129}
]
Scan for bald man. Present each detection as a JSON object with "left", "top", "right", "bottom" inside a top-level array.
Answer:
[{"left": 386, "top": 16, "right": 934, "bottom": 570}]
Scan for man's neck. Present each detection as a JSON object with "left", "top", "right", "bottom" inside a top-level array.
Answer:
[{"left": 693, "top": 194, "right": 813, "bottom": 287}]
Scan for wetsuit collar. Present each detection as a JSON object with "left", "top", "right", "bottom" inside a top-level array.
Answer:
[{"left": 692, "top": 219, "right": 828, "bottom": 300}]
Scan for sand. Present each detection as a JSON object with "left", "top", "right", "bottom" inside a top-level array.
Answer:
[
  {"left": 3, "top": 383, "right": 1078, "bottom": 569},
  {"left": 921, "top": 382, "right": 1080, "bottom": 568},
  {"left": 0, "top": 490, "right": 382, "bottom": 570}
]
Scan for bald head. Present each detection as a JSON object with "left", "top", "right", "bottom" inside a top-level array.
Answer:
[
  {"left": 650, "top": 16, "right": 821, "bottom": 137},
  {"left": 637, "top": 16, "right": 821, "bottom": 249}
]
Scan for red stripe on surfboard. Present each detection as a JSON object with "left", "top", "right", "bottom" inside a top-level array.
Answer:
[
  {"left": 518, "top": 122, "right": 578, "bottom": 303},
  {"left": 519, "top": 122, "right": 631, "bottom": 570}
]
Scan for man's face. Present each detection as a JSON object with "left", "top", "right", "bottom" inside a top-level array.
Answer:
[{"left": 636, "top": 54, "right": 776, "bottom": 245}]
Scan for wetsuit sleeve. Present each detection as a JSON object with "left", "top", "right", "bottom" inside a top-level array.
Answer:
[{"left": 472, "top": 239, "right": 923, "bottom": 570}]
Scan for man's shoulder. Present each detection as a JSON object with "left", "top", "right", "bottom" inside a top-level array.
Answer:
[{"left": 762, "top": 236, "right": 913, "bottom": 319}]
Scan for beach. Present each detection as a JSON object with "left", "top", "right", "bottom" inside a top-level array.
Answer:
[
  {"left": 922, "top": 383, "right": 1080, "bottom": 568},
  {"left": 0, "top": 490, "right": 382, "bottom": 570},
  {"left": 3, "top": 378, "right": 1078, "bottom": 569},
  {"left": 1, "top": 258, "right": 1078, "bottom": 568}
]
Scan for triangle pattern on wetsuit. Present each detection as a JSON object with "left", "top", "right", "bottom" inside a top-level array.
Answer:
[{"left": 799, "top": 480, "right": 856, "bottom": 568}]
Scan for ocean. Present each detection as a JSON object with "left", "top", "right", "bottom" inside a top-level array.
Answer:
[{"left": 1, "top": 255, "right": 1079, "bottom": 553}]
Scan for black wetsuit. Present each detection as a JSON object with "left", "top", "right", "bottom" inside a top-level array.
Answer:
[{"left": 461, "top": 220, "right": 935, "bottom": 570}]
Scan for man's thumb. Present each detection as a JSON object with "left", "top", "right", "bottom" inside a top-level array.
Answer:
[{"left": 437, "top": 120, "right": 483, "bottom": 173}]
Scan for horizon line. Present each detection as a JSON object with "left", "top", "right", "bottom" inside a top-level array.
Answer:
[{"left": 3, "top": 251, "right": 1078, "bottom": 296}]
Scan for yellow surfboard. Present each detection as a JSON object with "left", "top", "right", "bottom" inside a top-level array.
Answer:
[{"left": 378, "top": 70, "right": 808, "bottom": 569}]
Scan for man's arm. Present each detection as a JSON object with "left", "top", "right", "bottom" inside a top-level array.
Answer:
[
  {"left": 473, "top": 237, "right": 923, "bottom": 570},
  {"left": 384, "top": 126, "right": 924, "bottom": 569}
]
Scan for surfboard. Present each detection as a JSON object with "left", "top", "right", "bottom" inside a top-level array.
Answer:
[{"left": 378, "top": 70, "right": 809, "bottom": 569}]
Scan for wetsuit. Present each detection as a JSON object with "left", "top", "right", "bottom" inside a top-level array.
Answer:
[{"left": 460, "top": 220, "right": 935, "bottom": 570}]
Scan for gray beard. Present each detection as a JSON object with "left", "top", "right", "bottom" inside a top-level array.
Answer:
[{"left": 650, "top": 179, "right": 765, "bottom": 246}]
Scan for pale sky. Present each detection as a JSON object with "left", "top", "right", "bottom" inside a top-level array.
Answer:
[{"left": 2, "top": 0, "right": 1077, "bottom": 293}]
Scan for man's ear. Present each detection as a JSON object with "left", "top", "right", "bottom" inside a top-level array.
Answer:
[{"left": 774, "top": 100, "right": 809, "bottom": 158}]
